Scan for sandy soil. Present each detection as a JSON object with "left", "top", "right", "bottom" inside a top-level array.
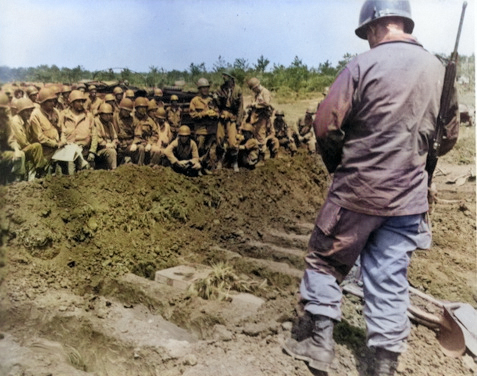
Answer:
[{"left": 0, "top": 92, "right": 475, "bottom": 376}]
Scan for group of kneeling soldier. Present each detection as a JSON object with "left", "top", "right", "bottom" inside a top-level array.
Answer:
[{"left": 0, "top": 72, "right": 319, "bottom": 182}]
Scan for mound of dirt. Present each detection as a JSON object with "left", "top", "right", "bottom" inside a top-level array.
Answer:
[{"left": 0, "top": 144, "right": 475, "bottom": 376}]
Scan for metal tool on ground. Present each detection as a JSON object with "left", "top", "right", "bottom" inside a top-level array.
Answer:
[{"left": 342, "top": 282, "right": 476, "bottom": 358}]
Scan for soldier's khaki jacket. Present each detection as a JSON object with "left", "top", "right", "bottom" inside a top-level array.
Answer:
[
  {"left": 164, "top": 138, "right": 199, "bottom": 165},
  {"left": 29, "top": 107, "right": 64, "bottom": 149},
  {"left": 189, "top": 95, "right": 219, "bottom": 135},
  {"left": 59, "top": 108, "right": 94, "bottom": 148},
  {"left": 0, "top": 114, "right": 20, "bottom": 152},
  {"left": 10, "top": 115, "right": 32, "bottom": 149},
  {"left": 166, "top": 107, "right": 181, "bottom": 130},
  {"left": 91, "top": 117, "right": 117, "bottom": 154},
  {"left": 157, "top": 121, "right": 172, "bottom": 149},
  {"left": 113, "top": 111, "right": 137, "bottom": 149},
  {"left": 133, "top": 114, "right": 158, "bottom": 145},
  {"left": 84, "top": 97, "right": 102, "bottom": 116}
]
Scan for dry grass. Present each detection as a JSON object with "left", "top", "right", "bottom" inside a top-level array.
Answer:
[{"left": 189, "top": 262, "right": 267, "bottom": 301}]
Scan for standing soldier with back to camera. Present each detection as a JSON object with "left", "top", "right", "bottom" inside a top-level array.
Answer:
[
  {"left": 215, "top": 71, "right": 244, "bottom": 172},
  {"left": 283, "top": 1, "right": 459, "bottom": 375}
]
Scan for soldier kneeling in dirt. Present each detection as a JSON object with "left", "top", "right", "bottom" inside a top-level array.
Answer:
[
  {"left": 236, "top": 123, "right": 259, "bottom": 170},
  {"left": 295, "top": 107, "right": 317, "bottom": 154},
  {"left": 273, "top": 110, "right": 297, "bottom": 156},
  {"left": 164, "top": 125, "right": 201, "bottom": 177}
]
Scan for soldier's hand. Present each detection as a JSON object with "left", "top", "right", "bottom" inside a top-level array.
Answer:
[
  {"left": 428, "top": 183, "right": 438, "bottom": 213},
  {"left": 130, "top": 143, "right": 138, "bottom": 152},
  {"left": 13, "top": 149, "right": 22, "bottom": 160},
  {"left": 87, "top": 152, "right": 95, "bottom": 162},
  {"left": 57, "top": 140, "right": 66, "bottom": 149},
  {"left": 145, "top": 144, "right": 152, "bottom": 152}
]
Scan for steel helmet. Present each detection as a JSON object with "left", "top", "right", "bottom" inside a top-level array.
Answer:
[
  {"left": 104, "top": 94, "right": 115, "bottom": 102},
  {"left": 98, "top": 103, "right": 114, "bottom": 114},
  {"left": 50, "top": 85, "right": 62, "bottom": 94},
  {"left": 247, "top": 77, "right": 260, "bottom": 89},
  {"left": 62, "top": 85, "right": 72, "bottom": 93},
  {"left": 0, "top": 93, "right": 10, "bottom": 108},
  {"left": 222, "top": 69, "right": 236, "bottom": 80},
  {"left": 170, "top": 94, "right": 179, "bottom": 101},
  {"left": 355, "top": 0, "right": 414, "bottom": 39},
  {"left": 38, "top": 88, "right": 57, "bottom": 103},
  {"left": 154, "top": 88, "right": 163, "bottom": 97},
  {"left": 26, "top": 86, "right": 39, "bottom": 96},
  {"left": 275, "top": 110, "right": 284, "bottom": 116},
  {"left": 113, "top": 87, "right": 124, "bottom": 94},
  {"left": 69, "top": 90, "right": 85, "bottom": 103},
  {"left": 155, "top": 107, "right": 167, "bottom": 119},
  {"left": 197, "top": 78, "right": 210, "bottom": 88},
  {"left": 15, "top": 97, "right": 35, "bottom": 113},
  {"left": 125, "top": 89, "right": 135, "bottom": 98},
  {"left": 134, "top": 97, "right": 149, "bottom": 108},
  {"left": 178, "top": 125, "right": 191, "bottom": 136},
  {"left": 88, "top": 85, "right": 97, "bottom": 92},
  {"left": 241, "top": 123, "right": 254, "bottom": 132},
  {"left": 306, "top": 107, "right": 316, "bottom": 114},
  {"left": 119, "top": 98, "right": 134, "bottom": 111},
  {"left": 147, "top": 100, "right": 158, "bottom": 111}
]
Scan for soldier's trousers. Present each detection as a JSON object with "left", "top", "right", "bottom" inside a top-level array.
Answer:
[
  {"left": 96, "top": 148, "right": 117, "bottom": 170},
  {"left": 196, "top": 134, "right": 217, "bottom": 169},
  {"left": 22, "top": 143, "right": 47, "bottom": 172},
  {"left": 299, "top": 198, "right": 431, "bottom": 353}
]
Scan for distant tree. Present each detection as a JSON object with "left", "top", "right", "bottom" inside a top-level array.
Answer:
[
  {"left": 335, "top": 53, "right": 357, "bottom": 72},
  {"left": 213, "top": 55, "right": 231, "bottom": 73},
  {"left": 233, "top": 58, "right": 250, "bottom": 71},
  {"left": 254, "top": 55, "right": 270, "bottom": 73},
  {"left": 318, "top": 60, "right": 337, "bottom": 76}
]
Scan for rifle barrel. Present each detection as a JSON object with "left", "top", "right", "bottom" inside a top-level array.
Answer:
[{"left": 453, "top": 1, "right": 467, "bottom": 58}]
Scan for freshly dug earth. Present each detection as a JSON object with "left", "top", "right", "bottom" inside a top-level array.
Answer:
[{"left": 0, "top": 100, "right": 475, "bottom": 376}]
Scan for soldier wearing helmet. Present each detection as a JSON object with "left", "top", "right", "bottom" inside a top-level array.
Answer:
[
  {"left": 125, "top": 89, "right": 135, "bottom": 102},
  {"left": 272, "top": 110, "right": 297, "bottom": 156},
  {"left": 26, "top": 86, "right": 40, "bottom": 108},
  {"left": 103, "top": 93, "right": 116, "bottom": 109},
  {"left": 213, "top": 70, "right": 244, "bottom": 172},
  {"left": 245, "top": 77, "right": 274, "bottom": 164},
  {"left": 295, "top": 107, "right": 317, "bottom": 154},
  {"left": 57, "top": 90, "right": 94, "bottom": 173},
  {"left": 59, "top": 85, "right": 72, "bottom": 110},
  {"left": 89, "top": 103, "right": 118, "bottom": 170},
  {"left": 113, "top": 98, "right": 141, "bottom": 165},
  {"left": 50, "top": 85, "right": 64, "bottom": 110},
  {"left": 166, "top": 94, "right": 182, "bottom": 139},
  {"left": 283, "top": 1, "right": 459, "bottom": 375},
  {"left": 236, "top": 122, "right": 259, "bottom": 170},
  {"left": 164, "top": 125, "right": 201, "bottom": 176},
  {"left": 0, "top": 93, "right": 27, "bottom": 183},
  {"left": 132, "top": 96, "right": 158, "bottom": 165},
  {"left": 113, "top": 87, "right": 124, "bottom": 109},
  {"left": 189, "top": 77, "right": 219, "bottom": 173},
  {"left": 151, "top": 88, "right": 164, "bottom": 109},
  {"left": 150, "top": 108, "right": 172, "bottom": 166},
  {"left": 29, "top": 87, "right": 67, "bottom": 163},
  {"left": 84, "top": 85, "right": 102, "bottom": 116},
  {"left": 76, "top": 83, "right": 86, "bottom": 93},
  {"left": 9, "top": 97, "right": 47, "bottom": 180}
]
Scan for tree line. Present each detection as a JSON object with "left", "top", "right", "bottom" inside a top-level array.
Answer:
[{"left": 0, "top": 53, "right": 474, "bottom": 95}]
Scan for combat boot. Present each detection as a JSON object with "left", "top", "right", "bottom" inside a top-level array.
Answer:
[
  {"left": 283, "top": 314, "right": 335, "bottom": 372},
  {"left": 374, "top": 348, "right": 399, "bottom": 376}
]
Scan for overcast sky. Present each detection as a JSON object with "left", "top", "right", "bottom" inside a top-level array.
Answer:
[{"left": 0, "top": 0, "right": 475, "bottom": 73}]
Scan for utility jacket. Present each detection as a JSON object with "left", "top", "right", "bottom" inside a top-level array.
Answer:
[{"left": 315, "top": 34, "right": 459, "bottom": 216}]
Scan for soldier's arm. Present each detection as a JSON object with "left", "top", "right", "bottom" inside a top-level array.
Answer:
[
  {"left": 29, "top": 113, "right": 58, "bottom": 148},
  {"left": 164, "top": 139, "right": 179, "bottom": 164}
]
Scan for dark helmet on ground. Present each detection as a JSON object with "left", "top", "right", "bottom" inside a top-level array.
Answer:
[
  {"left": 355, "top": 0, "right": 414, "bottom": 39},
  {"left": 178, "top": 125, "right": 191, "bottom": 136}
]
